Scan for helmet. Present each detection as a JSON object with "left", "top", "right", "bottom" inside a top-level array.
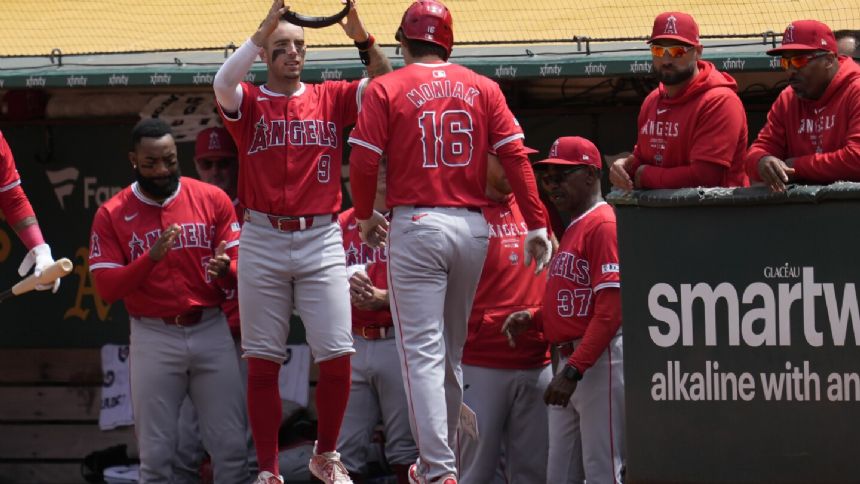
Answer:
[{"left": 396, "top": 0, "right": 454, "bottom": 58}]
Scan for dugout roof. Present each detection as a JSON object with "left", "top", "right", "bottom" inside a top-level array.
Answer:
[{"left": 0, "top": 1, "right": 856, "bottom": 88}]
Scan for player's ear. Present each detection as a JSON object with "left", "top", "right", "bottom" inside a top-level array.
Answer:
[
  {"left": 695, "top": 44, "right": 704, "bottom": 58},
  {"left": 128, "top": 151, "right": 138, "bottom": 169}
]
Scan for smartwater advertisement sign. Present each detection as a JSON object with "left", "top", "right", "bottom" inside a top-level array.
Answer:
[{"left": 612, "top": 187, "right": 859, "bottom": 483}]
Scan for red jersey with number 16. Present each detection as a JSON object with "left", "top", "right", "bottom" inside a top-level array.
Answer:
[
  {"left": 219, "top": 80, "right": 365, "bottom": 216},
  {"left": 542, "top": 202, "right": 620, "bottom": 344},
  {"left": 349, "top": 62, "right": 528, "bottom": 211}
]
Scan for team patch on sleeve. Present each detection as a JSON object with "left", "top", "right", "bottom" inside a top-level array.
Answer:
[
  {"left": 231, "top": 222, "right": 241, "bottom": 232},
  {"left": 602, "top": 263, "right": 619, "bottom": 274}
]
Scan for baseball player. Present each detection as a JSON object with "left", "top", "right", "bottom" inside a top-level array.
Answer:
[
  {"left": 0, "top": 130, "right": 61, "bottom": 292},
  {"left": 89, "top": 119, "right": 249, "bottom": 483},
  {"left": 746, "top": 20, "right": 860, "bottom": 191},
  {"left": 337, "top": 161, "right": 418, "bottom": 483},
  {"left": 457, "top": 153, "right": 552, "bottom": 484},
  {"left": 347, "top": 2, "right": 551, "bottom": 482},
  {"left": 172, "top": 127, "right": 257, "bottom": 484},
  {"left": 609, "top": 12, "right": 749, "bottom": 190},
  {"left": 212, "top": 1, "right": 391, "bottom": 483},
  {"left": 504, "top": 136, "right": 625, "bottom": 484}
]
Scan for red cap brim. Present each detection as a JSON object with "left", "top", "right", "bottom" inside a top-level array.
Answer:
[
  {"left": 766, "top": 44, "right": 828, "bottom": 55},
  {"left": 533, "top": 158, "right": 593, "bottom": 167},
  {"left": 648, "top": 35, "right": 698, "bottom": 46}
]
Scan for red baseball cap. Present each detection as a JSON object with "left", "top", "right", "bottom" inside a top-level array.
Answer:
[
  {"left": 194, "top": 127, "right": 237, "bottom": 162},
  {"left": 488, "top": 145, "right": 538, "bottom": 155},
  {"left": 533, "top": 137, "right": 602, "bottom": 169},
  {"left": 649, "top": 12, "right": 700, "bottom": 46},
  {"left": 767, "top": 20, "right": 837, "bottom": 55}
]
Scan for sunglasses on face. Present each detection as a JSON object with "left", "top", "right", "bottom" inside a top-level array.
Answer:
[
  {"left": 780, "top": 51, "right": 829, "bottom": 70},
  {"left": 650, "top": 44, "right": 694, "bottom": 58},
  {"left": 539, "top": 166, "right": 590, "bottom": 185}
]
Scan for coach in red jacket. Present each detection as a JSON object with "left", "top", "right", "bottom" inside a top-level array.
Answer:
[{"left": 747, "top": 20, "right": 860, "bottom": 191}]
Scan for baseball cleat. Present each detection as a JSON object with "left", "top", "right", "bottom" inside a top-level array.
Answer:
[
  {"left": 408, "top": 463, "right": 422, "bottom": 484},
  {"left": 253, "top": 470, "right": 284, "bottom": 484},
  {"left": 309, "top": 442, "right": 353, "bottom": 484}
]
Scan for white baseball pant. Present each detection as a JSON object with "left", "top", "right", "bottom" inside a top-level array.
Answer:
[
  {"left": 546, "top": 334, "right": 625, "bottom": 484},
  {"left": 458, "top": 364, "right": 552, "bottom": 483},
  {"left": 129, "top": 308, "right": 249, "bottom": 483},
  {"left": 387, "top": 206, "right": 489, "bottom": 482}
]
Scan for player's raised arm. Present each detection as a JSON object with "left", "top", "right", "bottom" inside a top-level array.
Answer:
[
  {"left": 338, "top": 0, "right": 392, "bottom": 78},
  {"left": 214, "top": 0, "right": 287, "bottom": 113}
]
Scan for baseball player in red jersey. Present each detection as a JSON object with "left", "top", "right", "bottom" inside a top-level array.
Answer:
[
  {"left": 89, "top": 119, "right": 249, "bottom": 483},
  {"left": 746, "top": 20, "right": 860, "bottom": 191},
  {"left": 173, "top": 127, "right": 258, "bottom": 483},
  {"left": 337, "top": 162, "right": 418, "bottom": 483},
  {"left": 348, "top": 2, "right": 551, "bottom": 482},
  {"left": 0, "top": 130, "right": 62, "bottom": 292},
  {"left": 505, "top": 137, "right": 625, "bottom": 484},
  {"left": 212, "top": 1, "right": 391, "bottom": 483},
  {"left": 609, "top": 12, "right": 749, "bottom": 190},
  {"left": 457, "top": 153, "right": 552, "bottom": 483}
]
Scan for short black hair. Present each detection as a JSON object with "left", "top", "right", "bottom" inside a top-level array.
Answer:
[
  {"left": 404, "top": 37, "right": 449, "bottom": 61},
  {"left": 132, "top": 118, "right": 173, "bottom": 148}
]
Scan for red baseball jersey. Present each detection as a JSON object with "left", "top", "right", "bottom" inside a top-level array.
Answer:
[
  {"left": 0, "top": 131, "right": 20, "bottom": 193},
  {"left": 349, "top": 62, "right": 529, "bottom": 210},
  {"left": 463, "top": 196, "right": 550, "bottom": 369},
  {"left": 89, "top": 177, "right": 240, "bottom": 318},
  {"left": 746, "top": 56, "right": 860, "bottom": 183},
  {"left": 338, "top": 207, "right": 392, "bottom": 329},
  {"left": 221, "top": 198, "right": 244, "bottom": 337},
  {"left": 632, "top": 61, "right": 749, "bottom": 188},
  {"left": 219, "top": 80, "right": 365, "bottom": 216},
  {"left": 542, "top": 202, "right": 620, "bottom": 344}
]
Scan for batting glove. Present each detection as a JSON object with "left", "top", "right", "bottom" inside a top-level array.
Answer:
[
  {"left": 18, "top": 243, "right": 60, "bottom": 293},
  {"left": 524, "top": 228, "right": 552, "bottom": 274}
]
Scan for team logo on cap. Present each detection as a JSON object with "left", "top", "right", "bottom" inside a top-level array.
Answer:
[
  {"left": 549, "top": 140, "right": 560, "bottom": 158},
  {"left": 664, "top": 15, "right": 678, "bottom": 35},
  {"left": 784, "top": 24, "right": 796, "bottom": 44},
  {"left": 582, "top": 154, "right": 590, "bottom": 161},
  {"left": 208, "top": 131, "right": 222, "bottom": 151}
]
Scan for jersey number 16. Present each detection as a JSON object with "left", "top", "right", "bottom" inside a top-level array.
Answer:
[{"left": 418, "top": 110, "right": 474, "bottom": 168}]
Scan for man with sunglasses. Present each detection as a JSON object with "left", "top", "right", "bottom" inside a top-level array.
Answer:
[
  {"left": 746, "top": 20, "right": 860, "bottom": 191},
  {"left": 504, "top": 136, "right": 625, "bottom": 484},
  {"left": 609, "top": 12, "right": 749, "bottom": 190}
]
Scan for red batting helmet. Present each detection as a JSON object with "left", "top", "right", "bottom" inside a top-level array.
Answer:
[{"left": 396, "top": 0, "right": 454, "bottom": 58}]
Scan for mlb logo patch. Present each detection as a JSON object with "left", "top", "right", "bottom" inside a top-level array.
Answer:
[{"left": 231, "top": 222, "right": 241, "bottom": 232}]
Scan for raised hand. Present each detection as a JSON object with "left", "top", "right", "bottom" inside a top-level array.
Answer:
[
  {"left": 207, "top": 241, "right": 231, "bottom": 279},
  {"left": 149, "top": 224, "right": 181, "bottom": 262}
]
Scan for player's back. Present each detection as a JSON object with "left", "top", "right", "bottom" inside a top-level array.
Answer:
[{"left": 356, "top": 62, "right": 518, "bottom": 209}]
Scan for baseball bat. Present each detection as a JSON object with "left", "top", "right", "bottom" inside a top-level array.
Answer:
[{"left": 0, "top": 258, "right": 74, "bottom": 302}]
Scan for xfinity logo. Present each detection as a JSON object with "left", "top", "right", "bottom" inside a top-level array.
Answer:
[
  {"left": 192, "top": 72, "right": 215, "bottom": 85},
  {"left": 495, "top": 65, "right": 517, "bottom": 78},
  {"left": 539, "top": 64, "right": 562, "bottom": 77},
  {"left": 108, "top": 74, "right": 129, "bottom": 86},
  {"left": 321, "top": 69, "right": 343, "bottom": 80},
  {"left": 629, "top": 61, "right": 652, "bottom": 74},
  {"left": 584, "top": 63, "right": 607, "bottom": 76},
  {"left": 150, "top": 73, "right": 171, "bottom": 85},
  {"left": 66, "top": 75, "right": 87, "bottom": 87},
  {"left": 722, "top": 58, "right": 746, "bottom": 71},
  {"left": 26, "top": 76, "right": 46, "bottom": 88}
]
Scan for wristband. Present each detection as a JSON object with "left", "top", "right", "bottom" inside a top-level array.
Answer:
[{"left": 354, "top": 33, "right": 375, "bottom": 51}]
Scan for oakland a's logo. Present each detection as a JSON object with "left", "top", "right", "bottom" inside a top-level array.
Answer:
[
  {"left": 784, "top": 24, "right": 796, "bottom": 44},
  {"left": 664, "top": 15, "right": 678, "bottom": 35}
]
